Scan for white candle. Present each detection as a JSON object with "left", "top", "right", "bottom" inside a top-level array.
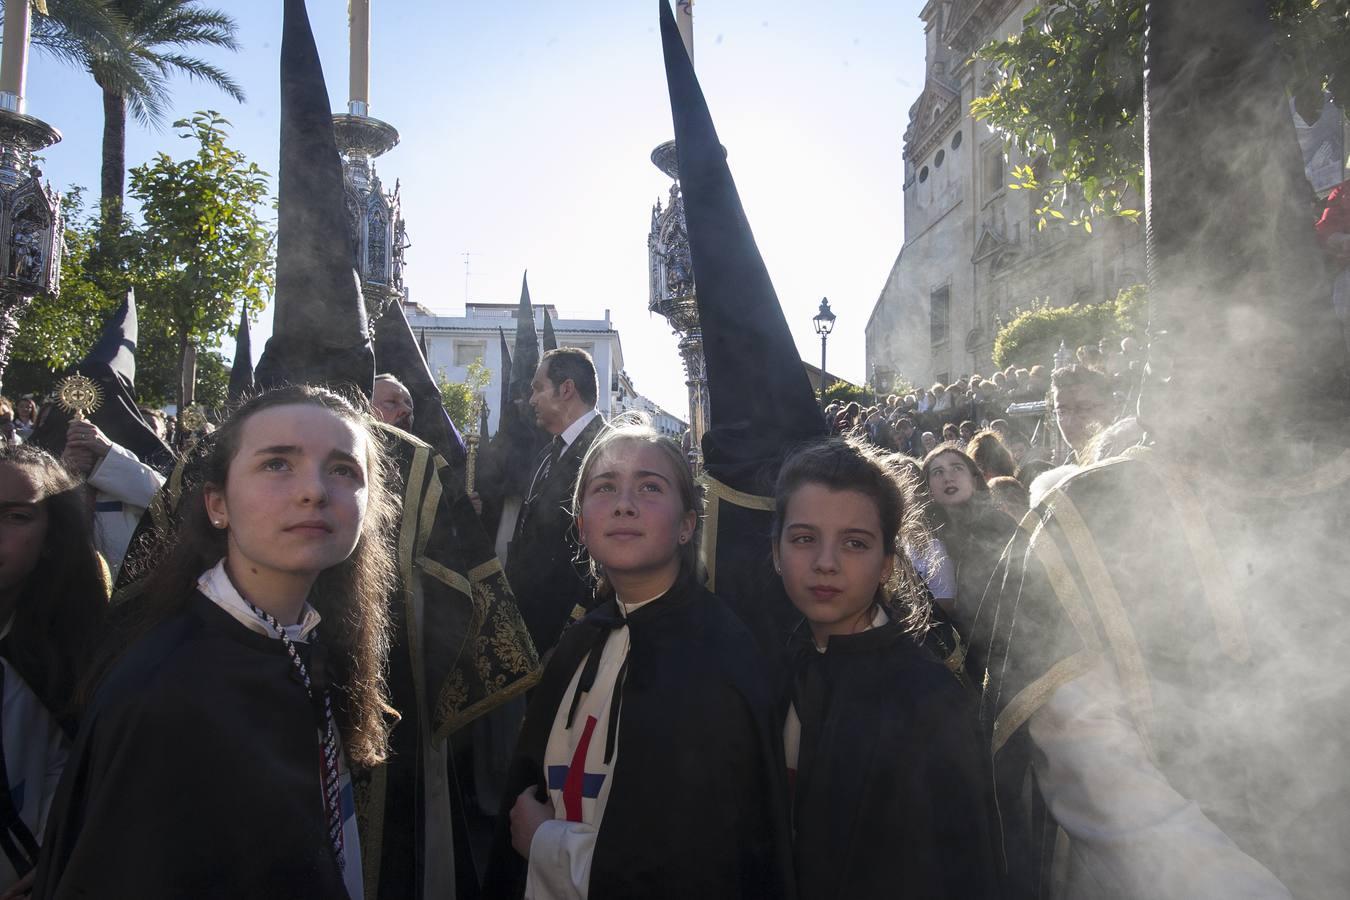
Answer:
[
  {"left": 0, "top": 0, "right": 31, "bottom": 113},
  {"left": 676, "top": 0, "right": 694, "bottom": 65},
  {"left": 349, "top": 0, "right": 370, "bottom": 112}
]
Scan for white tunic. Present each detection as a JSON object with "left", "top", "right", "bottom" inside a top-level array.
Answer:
[
  {"left": 0, "top": 616, "right": 67, "bottom": 893},
  {"left": 88, "top": 442, "right": 165, "bottom": 576},
  {"left": 1029, "top": 662, "right": 1292, "bottom": 899},
  {"left": 525, "top": 594, "right": 657, "bottom": 900}
]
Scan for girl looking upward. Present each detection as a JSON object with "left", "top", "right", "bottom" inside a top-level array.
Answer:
[
  {"left": 485, "top": 418, "right": 793, "bottom": 900},
  {"left": 34, "top": 386, "right": 398, "bottom": 900}
]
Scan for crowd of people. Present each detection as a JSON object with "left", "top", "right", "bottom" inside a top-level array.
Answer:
[
  {"left": 825, "top": 336, "right": 1144, "bottom": 462},
  {"left": 2, "top": 0, "right": 1338, "bottom": 895},
  {"left": 0, "top": 334, "right": 1158, "bottom": 900}
]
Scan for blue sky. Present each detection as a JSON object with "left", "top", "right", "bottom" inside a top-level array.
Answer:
[{"left": 25, "top": 1, "right": 928, "bottom": 414}]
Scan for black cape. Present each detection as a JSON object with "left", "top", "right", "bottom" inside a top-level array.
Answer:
[
  {"left": 482, "top": 578, "right": 796, "bottom": 899},
  {"left": 786, "top": 619, "right": 1001, "bottom": 900},
  {"left": 33, "top": 592, "right": 348, "bottom": 899}
]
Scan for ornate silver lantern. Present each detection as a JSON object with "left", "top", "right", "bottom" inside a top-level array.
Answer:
[
  {"left": 648, "top": 139, "right": 709, "bottom": 472},
  {"left": 334, "top": 0, "right": 407, "bottom": 327},
  {"left": 0, "top": 107, "right": 61, "bottom": 392},
  {"left": 333, "top": 113, "right": 406, "bottom": 327}
]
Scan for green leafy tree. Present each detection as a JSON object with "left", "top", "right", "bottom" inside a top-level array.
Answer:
[
  {"left": 438, "top": 359, "right": 491, "bottom": 433},
  {"left": 992, "top": 284, "right": 1147, "bottom": 369},
  {"left": 32, "top": 0, "right": 244, "bottom": 226},
  {"left": 821, "top": 380, "right": 873, "bottom": 407},
  {"left": 128, "top": 111, "right": 273, "bottom": 410},
  {"left": 971, "top": 0, "right": 1348, "bottom": 229}
]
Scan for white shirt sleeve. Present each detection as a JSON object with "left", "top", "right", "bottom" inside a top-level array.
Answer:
[
  {"left": 1029, "top": 662, "right": 1292, "bottom": 899},
  {"left": 88, "top": 442, "right": 166, "bottom": 509},
  {"left": 524, "top": 818, "right": 597, "bottom": 900}
]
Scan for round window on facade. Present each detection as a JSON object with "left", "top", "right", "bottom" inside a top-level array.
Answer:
[
  {"left": 919, "top": 166, "right": 929, "bottom": 183},
  {"left": 952, "top": 131, "right": 963, "bottom": 150},
  {"left": 935, "top": 149, "right": 946, "bottom": 168}
]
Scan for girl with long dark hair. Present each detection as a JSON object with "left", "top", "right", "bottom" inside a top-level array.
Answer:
[
  {"left": 0, "top": 446, "right": 105, "bottom": 896},
  {"left": 33, "top": 386, "right": 398, "bottom": 900},
  {"left": 922, "top": 442, "right": 1018, "bottom": 629}
]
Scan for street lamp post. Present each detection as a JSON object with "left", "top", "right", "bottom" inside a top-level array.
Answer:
[{"left": 812, "top": 297, "right": 836, "bottom": 406}]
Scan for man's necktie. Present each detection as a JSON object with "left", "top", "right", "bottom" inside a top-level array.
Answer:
[{"left": 517, "top": 437, "right": 563, "bottom": 537}]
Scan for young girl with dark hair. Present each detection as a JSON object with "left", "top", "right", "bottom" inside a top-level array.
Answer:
[
  {"left": 33, "top": 386, "right": 399, "bottom": 900},
  {"left": 772, "top": 437, "right": 999, "bottom": 898},
  {"left": 484, "top": 418, "right": 793, "bottom": 900},
  {"left": 0, "top": 446, "right": 105, "bottom": 896}
]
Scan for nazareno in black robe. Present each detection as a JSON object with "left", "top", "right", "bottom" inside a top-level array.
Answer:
[
  {"left": 481, "top": 576, "right": 796, "bottom": 899},
  {"left": 786, "top": 617, "right": 1002, "bottom": 900},
  {"left": 32, "top": 592, "right": 351, "bottom": 900}
]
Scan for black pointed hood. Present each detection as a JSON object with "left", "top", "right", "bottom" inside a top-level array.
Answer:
[
  {"left": 227, "top": 307, "right": 254, "bottom": 402},
  {"left": 1141, "top": 0, "right": 1350, "bottom": 447},
  {"left": 418, "top": 327, "right": 430, "bottom": 361},
  {"left": 659, "top": 0, "right": 825, "bottom": 489},
  {"left": 541, "top": 305, "right": 558, "bottom": 352},
  {"left": 479, "top": 397, "right": 490, "bottom": 439},
  {"left": 478, "top": 274, "right": 549, "bottom": 504},
  {"left": 33, "top": 289, "right": 174, "bottom": 471},
  {"left": 254, "top": 0, "right": 373, "bottom": 397},
  {"left": 658, "top": 0, "right": 826, "bottom": 657},
  {"left": 509, "top": 272, "right": 540, "bottom": 405},
  {"left": 497, "top": 326, "right": 513, "bottom": 415},
  {"left": 373, "top": 301, "right": 467, "bottom": 467}
]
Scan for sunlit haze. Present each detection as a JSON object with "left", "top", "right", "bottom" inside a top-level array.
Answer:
[{"left": 27, "top": 1, "right": 925, "bottom": 414}]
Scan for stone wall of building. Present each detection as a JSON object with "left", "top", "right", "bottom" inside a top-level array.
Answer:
[
  {"left": 866, "top": 0, "right": 1147, "bottom": 390},
  {"left": 868, "top": 1, "right": 1345, "bottom": 392}
]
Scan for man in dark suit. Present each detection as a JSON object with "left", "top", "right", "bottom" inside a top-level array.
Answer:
[{"left": 506, "top": 347, "right": 606, "bottom": 652}]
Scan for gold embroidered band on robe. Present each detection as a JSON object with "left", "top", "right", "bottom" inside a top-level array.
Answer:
[
  {"left": 700, "top": 474, "right": 774, "bottom": 593},
  {"left": 382, "top": 431, "right": 540, "bottom": 743},
  {"left": 1040, "top": 485, "right": 1157, "bottom": 759}
]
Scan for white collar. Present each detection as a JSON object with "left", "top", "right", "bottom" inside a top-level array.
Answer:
[
  {"left": 617, "top": 593, "right": 664, "bottom": 617},
  {"left": 814, "top": 605, "right": 890, "bottom": 653},
  {"left": 559, "top": 408, "right": 600, "bottom": 451},
  {"left": 197, "top": 560, "right": 322, "bottom": 643}
]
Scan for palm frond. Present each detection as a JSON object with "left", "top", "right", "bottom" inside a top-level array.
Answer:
[
  {"left": 26, "top": 0, "right": 127, "bottom": 70},
  {"left": 77, "top": 0, "right": 245, "bottom": 129},
  {"left": 140, "top": 8, "right": 240, "bottom": 51},
  {"left": 120, "top": 53, "right": 171, "bottom": 129}
]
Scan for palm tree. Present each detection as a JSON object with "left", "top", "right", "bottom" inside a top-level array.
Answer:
[{"left": 31, "top": 0, "right": 244, "bottom": 224}]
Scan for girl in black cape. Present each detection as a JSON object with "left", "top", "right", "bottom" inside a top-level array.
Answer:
[
  {"left": 773, "top": 438, "right": 1001, "bottom": 899},
  {"left": 483, "top": 419, "right": 794, "bottom": 900},
  {"left": 0, "top": 446, "right": 106, "bottom": 898},
  {"left": 33, "top": 386, "right": 400, "bottom": 900}
]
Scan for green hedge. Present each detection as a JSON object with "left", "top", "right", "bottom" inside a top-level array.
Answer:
[{"left": 992, "top": 284, "right": 1147, "bottom": 370}]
